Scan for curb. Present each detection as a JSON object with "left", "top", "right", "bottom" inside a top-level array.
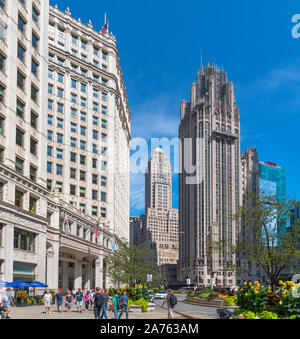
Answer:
[{"left": 183, "top": 300, "right": 237, "bottom": 309}]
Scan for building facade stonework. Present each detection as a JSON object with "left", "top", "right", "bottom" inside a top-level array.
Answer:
[
  {"left": 0, "top": 1, "right": 130, "bottom": 291},
  {"left": 178, "top": 65, "right": 242, "bottom": 288},
  {"left": 138, "top": 148, "right": 179, "bottom": 285}
]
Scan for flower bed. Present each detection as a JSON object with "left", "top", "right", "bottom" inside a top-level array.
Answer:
[{"left": 234, "top": 281, "right": 300, "bottom": 319}]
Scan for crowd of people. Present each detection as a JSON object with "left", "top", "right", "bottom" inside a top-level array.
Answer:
[{"left": 42, "top": 288, "right": 130, "bottom": 319}]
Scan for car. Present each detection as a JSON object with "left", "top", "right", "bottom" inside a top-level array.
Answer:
[{"left": 155, "top": 291, "right": 168, "bottom": 299}]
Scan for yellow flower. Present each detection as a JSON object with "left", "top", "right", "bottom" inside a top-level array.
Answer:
[
  {"left": 236, "top": 286, "right": 240, "bottom": 290},
  {"left": 244, "top": 282, "right": 247, "bottom": 286},
  {"left": 279, "top": 301, "right": 283, "bottom": 305}
]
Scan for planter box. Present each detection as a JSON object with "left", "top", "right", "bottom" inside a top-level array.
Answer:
[
  {"left": 186, "top": 296, "right": 235, "bottom": 308},
  {"left": 129, "top": 302, "right": 155, "bottom": 313}
]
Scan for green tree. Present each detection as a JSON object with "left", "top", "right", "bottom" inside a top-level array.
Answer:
[
  {"left": 233, "top": 193, "right": 300, "bottom": 290},
  {"left": 105, "top": 241, "right": 159, "bottom": 286}
]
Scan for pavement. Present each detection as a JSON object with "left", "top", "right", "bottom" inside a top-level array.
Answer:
[{"left": 7, "top": 294, "right": 218, "bottom": 319}]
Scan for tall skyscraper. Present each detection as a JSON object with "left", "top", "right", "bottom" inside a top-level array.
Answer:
[
  {"left": 178, "top": 65, "right": 242, "bottom": 288},
  {"left": 47, "top": 5, "right": 131, "bottom": 241},
  {"left": 0, "top": 2, "right": 131, "bottom": 290},
  {"left": 129, "top": 216, "right": 139, "bottom": 247},
  {"left": 139, "top": 148, "right": 179, "bottom": 285},
  {"left": 259, "top": 162, "right": 286, "bottom": 201}
]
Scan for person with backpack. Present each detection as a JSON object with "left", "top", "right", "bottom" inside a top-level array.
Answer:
[
  {"left": 119, "top": 291, "right": 129, "bottom": 319},
  {"left": 92, "top": 287, "right": 104, "bottom": 319},
  {"left": 55, "top": 288, "right": 64, "bottom": 313},
  {"left": 111, "top": 290, "right": 120, "bottom": 319},
  {"left": 162, "top": 289, "right": 177, "bottom": 319},
  {"left": 100, "top": 289, "right": 109, "bottom": 320},
  {"left": 75, "top": 288, "right": 84, "bottom": 313}
]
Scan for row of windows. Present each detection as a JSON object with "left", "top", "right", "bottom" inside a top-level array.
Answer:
[
  {"left": 47, "top": 160, "right": 107, "bottom": 174},
  {"left": 49, "top": 23, "right": 108, "bottom": 59}
]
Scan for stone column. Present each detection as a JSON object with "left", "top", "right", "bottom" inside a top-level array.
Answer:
[
  {"left": 3, "top": 224, "right": 14, "bottom": 282},
  {"left": 46, "top": 242, "right": 59, "bottom": 290},
  {"left": 62, "top": 260, "right": 69, "bottom": 290},
  {"left": 95, "top": 256, "right": 103, "bottom": 289},
  {"left": 36, "top": 232, "right": 46, "bottom": 283},
  {"left": 74, "top": 256, "right": 83, "bottom": 290}
]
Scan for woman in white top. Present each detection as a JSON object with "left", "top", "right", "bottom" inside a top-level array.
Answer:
[{"left": 43, "top": 289, "right": 52, "bottom": 315}]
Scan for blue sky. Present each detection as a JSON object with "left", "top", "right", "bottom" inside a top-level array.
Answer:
[{"left": 51, "top": 0, "right": 300, "bottom": 216}]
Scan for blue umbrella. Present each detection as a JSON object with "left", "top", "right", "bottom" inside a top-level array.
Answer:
[
  {"left": 0, "top": 280, "right": 8, "bottom": 287},
  {"left": 29, "top": 281, "right": 48, "bottom": 288},
  {"left": 10, "top": 280, "right": 32, "bottom": 288}
]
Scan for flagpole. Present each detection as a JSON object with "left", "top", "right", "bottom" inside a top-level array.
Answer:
[{"left": 105, "top": 13, "right": 106, "bottom": 25}]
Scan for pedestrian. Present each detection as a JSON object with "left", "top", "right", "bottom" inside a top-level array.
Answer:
[
  {"left": 162, "top": 289, "right": 177, "bottom": 320},
  {"left": 0, "top": 290, "right": 9, "bottom": 319},
  {"left": 100, "top": 289, "right": 109, "bottom": 320},
  {"left": 92, "top": 287, "right": 104, "bottom": 319},
  {"left": 111, "top": 290, "right": 120, "bottom": 319},
  {"left": 43, "top": 289, "right": 52, "bottom": 315},
  {"left": 75, "top": 288, "right": 84, "bottom": 313},
  {"left": 3, "top": 288, "right": 14, "bottom": 319},
  {"left": 65, "top": 290, "right": 73, "bottom": 312},
  {"left": 56, "top": 288, "right": 64, "bottom": 313},
  {"left": 89, "top": 290, "right": 94, "bottom": 310},
  {"left": 119, "top": 291, "right": 129, "bottom": 319},
  {"left": 72, "top": 288, "right": 76, "bottom": 300},
  {"left": 83, "top": 290, "right": 90, "bottom": 311}
]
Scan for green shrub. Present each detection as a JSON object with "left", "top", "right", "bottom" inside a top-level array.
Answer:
[
  {"left": 243, "top": 311, "right": 257, "bottom": 319},
  {"left": 129, "top": 298, "right": 149, "bottom": 312},
  {"left": 290, "top": 315, "right": 297, "bottom": 320},
  {"left": 225, "top": 298, "right": 234, "bottom": 307},
  {"left": 258, "top": 311, "right": 280, "bottom": 319}
]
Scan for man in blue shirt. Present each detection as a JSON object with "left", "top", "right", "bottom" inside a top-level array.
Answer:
[
  {"left": 4, "top": 288, "right": 14, "bottom": 318},
  {"left": 75, "top": 288, "right": 83, "bottom": 313},
  {"left": 119, "top": 291, "right": 129, "bottom": 319}
]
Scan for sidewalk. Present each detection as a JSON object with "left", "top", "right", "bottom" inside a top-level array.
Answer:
[{"left": 8, "top": 305, "right": 186, "bottom": 319}]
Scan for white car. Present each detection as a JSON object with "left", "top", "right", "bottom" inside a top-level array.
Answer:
[{"left": 155, "top": 291, "right": 168, "bottom": 299}]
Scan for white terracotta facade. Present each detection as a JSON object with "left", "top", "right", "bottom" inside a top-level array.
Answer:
[{"left": 0, "top": 1, "right": 130, "bottom": 291}]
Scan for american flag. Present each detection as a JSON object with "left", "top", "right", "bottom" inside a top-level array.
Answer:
[
  {"left": 100, "top": 23, "right": 108, "bottom": 36},
  {"left": 94, "top": 222, "right": 99, "bottom": 242}
]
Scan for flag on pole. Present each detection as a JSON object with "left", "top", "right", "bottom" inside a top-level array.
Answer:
[
  {"left": 94, "top": 222, "right": 99, "bottom": 242},
  {"left": 100, "top": 23, "right": 108, "bottom": 36},
  {"left": 63, "top": 215, "right": 70, "bottom": 236}
]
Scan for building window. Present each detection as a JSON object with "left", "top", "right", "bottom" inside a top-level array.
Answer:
[
  {"left": 80, "top": 187, "right": 85, "bottom": 198},
  {"left": 17, "top": 71, "right": 25, "bottom": 90},
  {"left": 102, "top": 106, "right": 107, "bottom": 115},
  {"left": 56, "top": 164, "right": 63, "bottom": 176},
  {"left": 18, "top": 15, "right": 26, "bottom": 33},
  {"left": 80, "top": 112, "right": 86, "bottom": 121},
  {"left": 47, "top": 180, "right": 52, "bottom": 191},
  {"left": 32, "top": 32, "right": 39, "bottom": 49},
  {"left": 0, "top": 116, "right": 4, "bottom": 135},
  {"left": 92, "top": 174, "right": 98, "bottom": 185},
  {"left": 92, "top": 207, "right": 98, "bottom": 217},
  {"left": 15, "top": 157, "right": 24, "bottom": 174},
  {"left": 0, "top": 53, "right": 5, "bottom": 71},
  {"left": 57, "top": 88, "right": 64, "bottom": 98},
  {"left": 92, "top": 158, "right": 97, "bottom": 169},
  {"left": 32, "top": 6, "right": 39, "bottom": 24},
  {"left": 47, "top": 162, "right": 52, "bottom": 173},
  {"left": 31, "top": 58, "right": 38, "bottom": 76},
  {"left": 31, "top": 85, "right": 38, "bottom": 103},
  {"left": 80, "top": 126, "right": 86, "bottom": 136},
  {"left": 102, "top": 52, "right": 107, "bottom": 60},
  {"left": 16, "top": 99, "right": 25, "bottom": 118},
  {"left": 70, "top": 168, "right": 76, "bottom": 179},
  {"left": 92, "top": 144, "right": 97, "bottom": 154},
  {"left": 57, "top": 119, "right": 63, "bottom": 128},
  {"left": 70, "top": 185, "right": 76, "bottom": 196},
  {"left": 16, "top": 128, "right": 24, "bottom": 146},
  {"left": 30, "top": 138, "right": 37, "bottom": 155},
  {"left": 70, "top": 123, "right": 76, "bottom": 133},
  {"left": 80, "top": 140, "right": 86, "bottom": 151},
  {"left": 80, "top": 155, "right": 86, "bottom": 165},
  {"left": 72, "top": 35, "right": 78, "bottom": 45},
  {"left": 70, "top": 138, "right": 76, "bottom": 148},
  {"left": 31, "top": 111, "right": 38, "bottom": 129},
  {"left": 93, "top": 116, "right": 98, "bottom": 126},
  {"left": 101, "top": 192, "right": 107, "bottom": 202},
  {"left": 71, "top": 108, "right": 77, "bottom": 118},
  {"left": 47, "top": 146, "right": 52, "bottom": 157},
  {"left": 57, "top": 73, "right": 64, "bottom": 83},
  {"left": 57, "top": 103, "right": 64, "bottom": 113},
  {"left": 70, "top": 152, "right": 76, "bottom": 162},
  {"left": 14, "top": 228, "right": 35, "bottom": 252},
  {"left": 15, "top": 189, "right": 24, "bottom": 207},
  {"left": 101, "top": 176, "right": 107, "bottom": 187},
  {"left": 57, "top": 149, "right": 63, "bottom": 159},
  {"left": 92, "top": 190, "right": 98, "bottom": 200},
  {"left": 80, "top": 171, "right": 86, "bottom": 181},
  {"left": 57, "top": 133, "right": 63, "bottom": 144},
  {"left": 29, "top": 166, "right": 37, "bottom": 182},
  {"left": 101, "top": 208, "right": 106, "bottom": 218}
]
